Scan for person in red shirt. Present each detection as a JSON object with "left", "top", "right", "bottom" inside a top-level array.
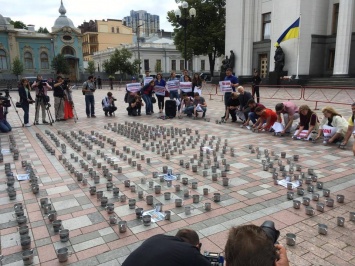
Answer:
[{"left": 254, "top": 106, "right": 277, "bottom": 131}]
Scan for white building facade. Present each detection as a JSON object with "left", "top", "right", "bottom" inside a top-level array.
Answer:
[
  {"left": 92, "top": 38, "right": 219, "bottom": 77},
  {"left": 226, "top": 0, "right": 355, "bottom": 78}
]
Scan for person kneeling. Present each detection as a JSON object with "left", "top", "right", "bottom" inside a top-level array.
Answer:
[
  {"left": 224, "top": 92, "right": 240, "bottom": 122},
  {"left": 102, "top": 92, "right": 117, "bottom": 116},
  {"left": 127, "top": 95, "right": 144, "bottom": 116},
  {"left": 180, "top": 94, "right": 194, "bottom": 117},
  {"left": 193, "top": 92, "right": 207, "bottom": 118},
  {"left": 243, "top": 99, "right": 265, "bottom": 126},
  {"left": 254, "top": 106, "right": 277, "bottom": 132},
  {"left": 0, "top": 100, "right": 12, "bottom": 133}
]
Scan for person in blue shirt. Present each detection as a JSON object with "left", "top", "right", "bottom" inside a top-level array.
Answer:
[{"left": 222, "top": 68, "right": 239, "bottom": 119}]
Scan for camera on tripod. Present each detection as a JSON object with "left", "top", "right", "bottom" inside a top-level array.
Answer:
[{"left": 63, "top": 78, "right": 70, "bottom": 88}]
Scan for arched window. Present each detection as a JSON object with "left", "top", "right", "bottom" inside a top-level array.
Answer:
[
  {"left": 0, "top": 49, "right": 8, "bottom": 70},
  {"left": 24, "top": 52, "right": 33, "bottom": 69},
  {"left": 61, "top": 46, "right": 75, "bottom": 56},
  {"left": 40, "top": 52, "right": 49, "bottom": 69}
]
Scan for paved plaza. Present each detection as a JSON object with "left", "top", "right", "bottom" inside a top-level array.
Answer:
[{"left": 0, "top": 85, "right": 355, "bottom": 266}]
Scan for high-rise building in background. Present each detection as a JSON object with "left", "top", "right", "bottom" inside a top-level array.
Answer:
[{"left": 123, "top": 10, "right": 160, "bottom": 37}]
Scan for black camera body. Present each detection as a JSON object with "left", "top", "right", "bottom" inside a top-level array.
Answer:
[
  {"left": 0, "top": 91, "right": 11, "bottom": 107},
  {"left": 203, "top": 251, "right": 223, "bottom": 265},
  {"left": 112, "top": 98, "right": 117, "bottom": 101}
]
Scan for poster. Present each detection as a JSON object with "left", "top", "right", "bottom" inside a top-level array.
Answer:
[
  {"left": 167, "top": 80, "right": 179, "bottom": 91},
  {"left": 271, "top": 122, "right": 284, "bottom": 133},
  {"left": 219, "top": 81, "right": 232, "bottom": 92},
  {"left": 154, "top": 85, "right": 166, "bottom": 96},
  {"left": 322, "top": 125, "right": 337, "bottom": 137},
  {"left": 293, "top": 130, "right": 311, "bottom": 140},
  {"left": 144, "top": 77, "right": 154, "bottom": 86},
  {"left": 126, "top": 83, "right": 141, "bottom": 93},
  {"left": 180, "top": 82, "right": 192, "bottom": 93}
]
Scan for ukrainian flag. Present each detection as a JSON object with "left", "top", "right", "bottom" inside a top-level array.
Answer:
[{"left": 275, "top": 18, "right": 300, "bottom": 46}]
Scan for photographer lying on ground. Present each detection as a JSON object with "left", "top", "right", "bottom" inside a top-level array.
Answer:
[
  {"left": 122, "top": 229, "right": 210, "bottom": 266},
  {"left": 102, "top": 92, "right": 117, "bottom": 117},
  {"left": 0, "top": 98, "right": 12, "bottom": 133}
]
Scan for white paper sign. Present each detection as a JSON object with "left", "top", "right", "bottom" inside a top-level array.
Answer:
[
  {"left": 272, "top": 122, "right": 284, "bottom": 133},
  {"left": 126, "top": 83, "right": 141, "bottom": 93},
  {"left": 167, "top": 80, "right": 179, "bottom": 91},
  {"left": 17, "top": 174, "right": 30, "bottom": 181},
  {"left": 144, "top": 77, "right": 154, "bottom": 86},
  {"left": 180, "top": 82, "right": 192, "bottom": 92},
  {"left": 236, "top": 110, "right": 245, "bottom": 121},
  {"left": 194, "top": 87, "right": 202, "bottom": 95},
  {"left": 219, "top": 81, "right": 232, "bottom": 93},
  {"left": 1, "top": 149, "right": 11, "bottom": 155},
  {"left": 154, "top": 85, "right": 166, "bottom": 96},
  {"left": 322, "top": 125, "right": 337, "bottom": 137},
  {"left": 277, "top": 179, "right": 301, "bottom": 188},
  {"left": 293, "top": 130, "right": 311, "bottom": 140}
]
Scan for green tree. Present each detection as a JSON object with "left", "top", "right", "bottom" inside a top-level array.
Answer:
[
  {"left": 86, "top": 60, "right": 96, "bottom": 75},
  {"left": 154, "top": 60, "right": 162, "bottom": 73},
  {"left": 51, "top": 54, "right": 70, "bottom": 75},
  {"left": 10, "top": 20, "right": 28, "bottom": 29},
  {"left": 37, "top": 27, "right": 49, "bottom": 33},
  {"left": 12, "top": 57, "right": 24, "bottom": 80},
  {"left": 167, "top": 0, "right": 226, "bottom": 76},
  {"left": 103, "top": 48, "right": 140, "bottom": 77}
]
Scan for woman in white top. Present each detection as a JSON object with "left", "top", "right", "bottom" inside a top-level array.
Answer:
[{"left": 315, "top": 106, "right": 348, "bottom": 144}]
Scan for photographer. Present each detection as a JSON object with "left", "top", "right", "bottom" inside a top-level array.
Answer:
[
  {"left": 18, "top": 78, "right": 34, "bottom": 127},
  {"left": 53, "top": 76, "right": 66, "bottom": 121},
  {"left": 127, "top": 95, "right": 144, "bottom": 116},
  {"left": 225, "top": 224, "right": 289, "bottom": 266},
  {"left": 0, "top": 99, "right": 11, "bottom": 132},
  {"left": 82, "top": 75, "right": 96, "bottom": 118},
  {"left": 32, "top": 75, "right": 52, "bottom": 124},
  {"left": 122, "top": 229, "right": 210, "bottom": 266},
  {"left": 101, "top": 92, "right": 117, "bottom": 116}
]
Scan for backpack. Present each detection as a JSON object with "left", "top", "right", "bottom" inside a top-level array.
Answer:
[{"left": 82, "top": 82, "right": 88, "bottom": 95}]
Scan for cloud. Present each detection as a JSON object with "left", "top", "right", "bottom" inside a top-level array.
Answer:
[{"left": 2, "top": 0, "right": 178, "bottom": 31}]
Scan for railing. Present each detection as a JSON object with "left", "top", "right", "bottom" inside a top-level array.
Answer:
[
  {"left": 302, "top": 86, "right": 355, "bottom": 110},
  {"left": 257, "top": 85, "right": 304, "bottom": 101}
]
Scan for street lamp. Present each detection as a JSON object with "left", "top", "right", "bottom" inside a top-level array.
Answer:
[
  {"left": 136, "top": 24, "right": 144, "bottom": 75},
  {"left": 175, "top": 2, "right": 196, "bottom": 70}
]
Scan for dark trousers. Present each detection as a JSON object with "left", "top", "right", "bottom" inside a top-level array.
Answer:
[
  {"left": 85, "top": 95, "right": 95, "bottom": 116},
  {"left": 21, "top": 103, "right": 30, "bottom": 124},
  {"left": 157, "top": 95, "right": 165, "bottom": 110},
  {"left": 252, "top": 85, "right": 260, "bottom": 103},
  {"left": 103, "top": 106, "right": 117, "bottom": 115},
  {"left": 127, "top": 106, "right": 141, "bottom": 116}
]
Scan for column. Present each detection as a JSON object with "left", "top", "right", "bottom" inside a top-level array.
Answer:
[
  {"left": 241, "top": 0, "right": 254, "bottom": 76},
  {"left": 333, "top": 0, "right": 354, "bottom": 76}
]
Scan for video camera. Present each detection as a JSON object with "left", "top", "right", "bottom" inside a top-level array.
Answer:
[
  {"left": 203, "top": 251, "right": 224, "bottom": 266},
  {"left": 0, "top": 90, "right": 11, "bottom": 107}
]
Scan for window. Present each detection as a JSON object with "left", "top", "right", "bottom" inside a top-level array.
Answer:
[
  {"left": 262, "top": 13, "right": 271, "bottom": 40},
  {"left": 116, "top": 27, "right": 120, "bottom": 33},
  {"left": 171, "top": 60, "right": 176, "bottom": 71},
  {"left": 188, "top": 60, "right": 192, "bottom": 71},
  {"left": 24, "top": 52, "right": 33, "bottom": 69},
  {"left": 0, "top": 49, "right": 8, "bottom": 70},
  {"left": 40, "top": 52, "right": 49, "bottom": 69},
  {"left": 144, "top": 59, "right": 149, "bottom": 71},
  {"left": 155, "top": 59, "right": 162, "bottom": 72},
  {"left": 62, "top": 46, "right": 75, "bottom": 56},
  {"left": 332, "top": 4, "right": 339, "bottom": 34},
  {"left": 201, "top": 60, "right": 205, "bottom": 71},
  {"left": 180, "top": 60, "right": 184, "bottom": 70},
  {"left": 111, "top": 27, "right": 114, "bottom": 33},
  {"left": 328, "top": 49, "right": 335, "bottom": 70}
]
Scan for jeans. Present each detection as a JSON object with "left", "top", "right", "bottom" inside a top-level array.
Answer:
[
  {"left": 21, "top": 103, "right": 30, "bottom": 124},
  {"left": 184, "top": 106, "right": 194, "bottom": 116},
  {"left": 248, "top": 112, "right": 259, "bottom": 124},
  {"left": 54, "top": 96, "right": 64, "bottom": 120},
  {"left": 103, "top": 106, "right": 117, "bottom": 115},
  {"left": 142, "top": 94, "right": 152, "bottom": 114},
  {"left": 85, "top": 95, "right": 95, "bottom": 116},
  {"left": 0, "top": 120, "right": 11, "bottom": 132},
  {"left": 169, "top": 90, "right": 179, "bottom": 100}
]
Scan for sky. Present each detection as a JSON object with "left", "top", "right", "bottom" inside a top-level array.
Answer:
[{"left": 2, "top": 0, "right": 179, "bottom": 31}]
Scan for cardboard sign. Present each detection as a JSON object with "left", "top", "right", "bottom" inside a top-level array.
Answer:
[
  {"left": 219, "top": 81, "right": 232, "bottom": 92},
  {"left": 180, "top": 82, "right": 192, "bottom": 93},
  {"left": 143, "top": 77, "right": 154, "bottom": 86},
  {"left": 167, "top": 80, "right": 179, "bottom": 91},
  {"left": 153, "top": 85, "right": 166, "bottom": 96},
  {"left": 126, "top": 83, "right": 141, "bottom": 93}
]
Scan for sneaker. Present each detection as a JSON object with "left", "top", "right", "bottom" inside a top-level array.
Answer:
[
  {"left": 87, "top": 115, "right": 90, "bottom": 118},
  {"left": 105, "top": 113, "right": 108, "bottom": 117},
  {"left": 25, "top": 123, "right": 31, "bottom": 127},
  {"left": 91, "top": 115, "right": 96, "bottom": 118},
  {"left": 42, "top": 121, "right": 49, "bottom": 124},
  {"left": 109, "top": 113, "right": 113, "bottom": 117},
  {"left": 34, "top": 121, "right": 39, "bottom": 125}
]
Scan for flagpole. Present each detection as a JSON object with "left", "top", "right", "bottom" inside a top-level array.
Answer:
[{"left": 295, "top": 14, "right": 301, "bottom": 79}]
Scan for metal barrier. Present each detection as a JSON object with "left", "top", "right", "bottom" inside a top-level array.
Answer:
[
  {"left": 257, "top": 85, "right": 304, "bottom": 101},
  {"left": 203, "top": 84, "right": 221, "bottom": 100},
  {"left": 303, "top": 86, "right": 355, "bottom": 110}
]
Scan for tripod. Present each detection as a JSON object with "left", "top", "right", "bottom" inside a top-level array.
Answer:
[
  {"left": 72, "top": 102, "right": 78, "bottom": 123},
  {"left": 34, "top": 96, "right": 54, "bottom": 125},
  {"left": 7, "top": 93, "right": 24, "bottom": 127}
]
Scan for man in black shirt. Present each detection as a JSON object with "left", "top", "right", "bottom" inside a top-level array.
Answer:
[
  {"left": 122, "top": 229, "right": 210, "bottom": 266},
  {"left": 224, "top": 92, "right": 240, "bottom": 122},
  {"left": 53, "top": 76, "right": 66, "bottom": 121},
  {"left": 127, "top": 95, "right": 143, "bottom": 116},
  {"left": 252, "top": 71, "right": 262, "bottom": 103},
  {"left": 237, "top": 86, "right": 252, "bottom": 122}
]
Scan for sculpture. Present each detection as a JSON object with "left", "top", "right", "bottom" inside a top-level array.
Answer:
[
  {"left": 229, "top": 50, "right": 235, "bottom": 71},
  {"left": 274, "top": 46, "right": 285, "bottom": 73}
]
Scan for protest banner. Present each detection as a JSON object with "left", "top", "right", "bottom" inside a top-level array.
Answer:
[
  {"left": 126, "top": 83, "right": 141, "bottom": 93},
  {"left": 143, "top": 77, "right": 154, "bottom": 86},
  {"left": 219, "top": 81, "right": 232, "bottom": 93},
  {"left": 180, "top": 82, "right": 192, "bottom": 93},
  {"left": 167, "top": 80, "right": 179, "bottom": 91},
  {"left": 154, "top": 85, "right": 166, "bottom": 96}
]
